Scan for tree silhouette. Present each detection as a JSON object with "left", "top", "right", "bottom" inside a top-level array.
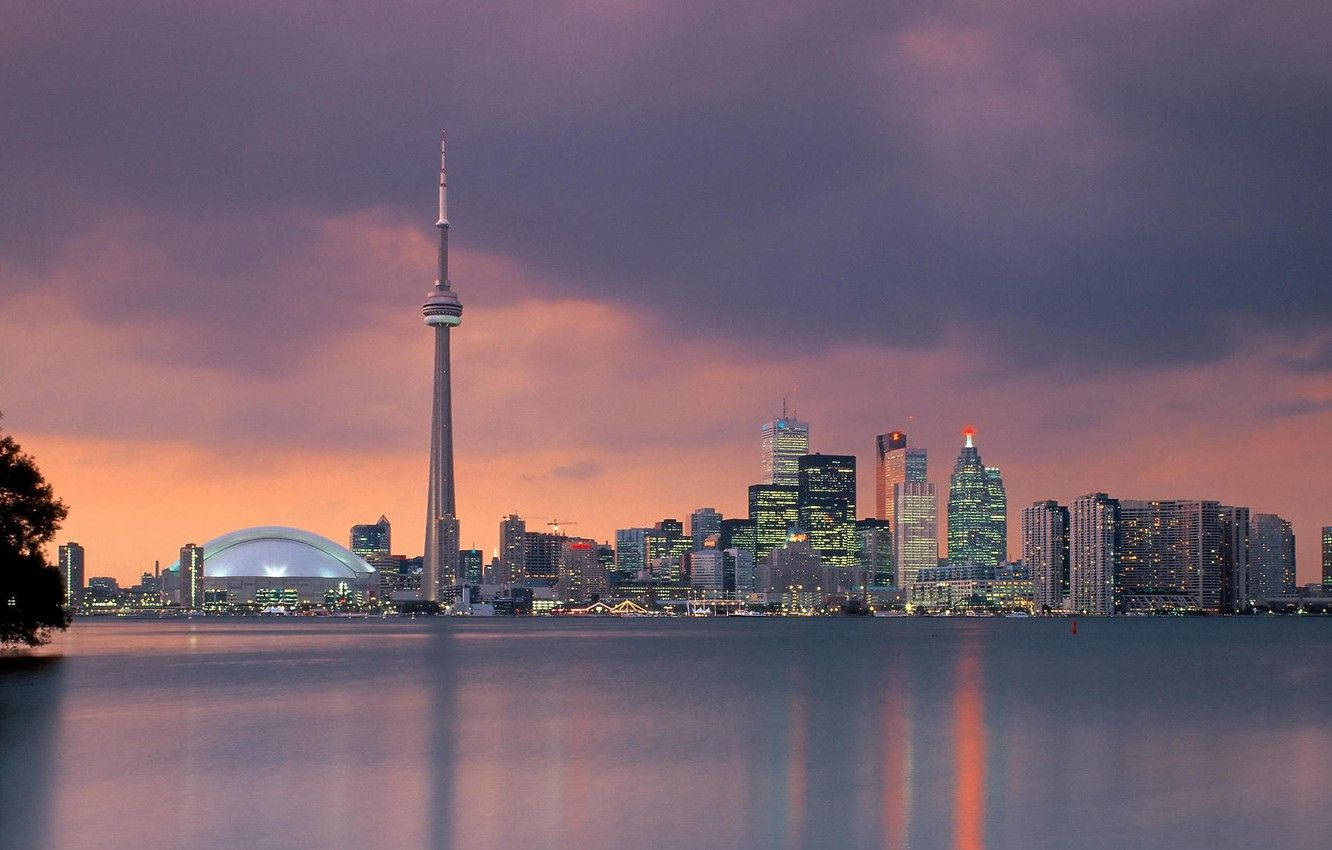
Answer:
[{"left": 1, "top": 416, "right": 71, "bottom": 646}]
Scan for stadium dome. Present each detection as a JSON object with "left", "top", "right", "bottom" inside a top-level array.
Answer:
[{"left": 170, "top": 526, "right": 375, "bottom": 578}]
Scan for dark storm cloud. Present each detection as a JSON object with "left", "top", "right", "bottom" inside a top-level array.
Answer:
[{"left": 3, "top": 0, "right": 1329, "bottom": 370}]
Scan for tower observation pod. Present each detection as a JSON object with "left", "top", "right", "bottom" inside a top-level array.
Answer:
[{"left": 422, "top": 130, "right": 463, "bottom": 601}]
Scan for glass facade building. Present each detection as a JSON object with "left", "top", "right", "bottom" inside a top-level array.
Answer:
[
  {"left": 946, "top": 430, "right": 1006, "bottom": 567},
  {"left": 856, "top": 518, "right": 894, "bottom": 586},
  {"left": 749, "top": 484, "right": 799, "bottom": 560},
  {"left": 761, "top": 417, "right": 809, "bottom": 487},
  {"left": 875, "top": 432, "right": 926, "bottom": 524},
  {"left": 1248, "top": 513, "right": 1296, "bottom": 598},
  {"left": 57, "top": 542, "right": 85, "bottom": 607},
  {"left": 349, "top": 516, "right": 391, "bottom": 558},
  {"left": 797, "top": 454, "right": 857, "bottom": 568},
  {"left": 893, "top": 481, "right": 938, "bottom": 588},
  {"left": 689, "top": 507, "right": 722, "bottom": 553}
]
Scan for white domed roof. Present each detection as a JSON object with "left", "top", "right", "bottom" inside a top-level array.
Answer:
[{"left": 170, "top": 527, "right": 374, "bottom": 579}]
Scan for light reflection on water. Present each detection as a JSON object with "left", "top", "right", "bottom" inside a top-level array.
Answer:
[{"left": 2, "top": 618, "right": 1331, "bottom": 849}]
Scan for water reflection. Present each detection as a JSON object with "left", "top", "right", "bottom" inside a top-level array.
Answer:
[{"left": 5, "top": 619, "right": 1332, "bottom": 849}]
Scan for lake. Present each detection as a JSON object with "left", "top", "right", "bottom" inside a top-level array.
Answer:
[{"left": 2, "top": 617, "right": 1330, "bottom": 849}]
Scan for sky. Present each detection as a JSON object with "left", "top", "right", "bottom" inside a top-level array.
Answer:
[{"left": 2, "top": 0, "right": 1330, "bottom": 585}]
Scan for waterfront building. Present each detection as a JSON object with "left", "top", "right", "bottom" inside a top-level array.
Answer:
[
  {"left": 1117, "top": 499, "right": 1250, "bottom": 613},
  {"left": 460, "top": 548, "right": 483, "bottom": 585},
  {"left": 756, "top": 535, "right": 825, "bottom": 596},
  {"left": 500, "top": 515, "right": 526, "bottom": 585},
  {"left": 422, "top": 132, "right": 465, "bottom": 600},
  {"left": 761, "top": 416, "right": 809, "bottom": 487},
  {"left": 1324, "top": 526, "right": 1332, "bottom": 591},
  {"left": 856, "top": 518, "right": 894, "bottom": 586},
  {"left": 875, "top": 431, "right": 927, "bottom": 525},
  {"left": 689, "top": 507, "right": 722, "bottom": 553},
  {"left": 726, "top": 547, "right": 756, "bottom": 593},
  {"left": 749, "top": 484, "right": 799, "bottom": 560},
  {"left": 349, "top": 516, "right": 391, "bottom": 558},
  {"left": 909, "top": 563, "right": 1033, "bottom": 614},
  {"left": 1069, "top": 493, "right": 1119, "bottom": 615},
  {"left": 719, "top": 518, "right": 756, "bottom": 560},
  {"left": 946, "top": 429, "right": 1006, "bottom": 567},
  {"left": 57, "top": 541, "right": 84, "bottom": 607},
  {"left": 1248, "top": 514, "right": 1296, "bottom": 598},
  {"left": 893, "top": 481, "right": 938, "bottom": 589},
  {"left": 645, "top": 520, "right": 692, "bottom": 582},
  {"left": 180, "top": 543, "right": 206, "bottom": 609},
  {"left": 797, "top": 454, "right": 857, "bottom": 568},
  {"left": 1022, "top": 500, "right": 1070, "bottom": 614},
  {"left": 557, "top": 538, "right": 605, "bottom": 602}
]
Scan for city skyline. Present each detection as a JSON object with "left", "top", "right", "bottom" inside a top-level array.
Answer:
[{"left": 3, "top": 1, "right": 1330, "bottom": 585}]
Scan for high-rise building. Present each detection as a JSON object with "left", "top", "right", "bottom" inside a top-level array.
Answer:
[
  {"left": 688, "top": 549, "right": 724, "bottom": 590},
  {"left": 180, "top": 543, "right": 205, "bottom": 610},
  {"left": 557, "top": 538, "right": 606, "bottom": 602},
  {"left": 749, "top": 484, "right": 799, "bottom": 560},
  {"left": 460, "top": 549, "right": 483, "bottom": 585},
  {"left": 1022, "top": 500, "right": 1069, "bottom": 613},
  {"left": 720, "top": 518, "right": 756, "bottom": 560},
  {"left": 614, "top": 527, "right": 650, "bottom": 581},
  {"left": 893, "top": 481, "right": 938, "bottom": 588},
  {"left": 1117, "top": 499, "right": 1247, "bottom": 613},
  {"left": 1069, "top": 493, "right": 1119, "bottom": 615},
  {"left": 499, "top": 515, "right": 526, "bottom": 585},
  {"left": 797, "top": 454, "right": 858, "bottom": 568},
  {"left": 57, "top": 542, "right": 84, "bottom": 607},
  {"left": 350, "top": 516, "right": 391, "bottom": 558},
  {"left": 946, "top": 429, "right": 1006, "bottom": 567},
  {"left": 762, "top": 416, "right": 809, "bottom": 487},
  {"left": 522, "top": 531, "right": 563, "bottom": 584},
  {"left": 856, "top": 518, "right": 894, "bottom": 586},
  {"left": 726, "top": 547, "right": 757, "bottom": 593},
  {"left": 422, "top": 132, "right": 465, "bottom": 600},
  {"left": 875, "top": 431, "right": 926, "bottom": 523},
  {"left": 1248, "top": 513, "right": 1296, "bottom": 598},
  {"left": 689, "top": 507, "right": 722, "bottom": 553},
  {"left": 1323, "top": 526, "right": 1332, "bottom": 591},
  {"left": 645, "top": 520, "right": 691, "bottom": 582}
]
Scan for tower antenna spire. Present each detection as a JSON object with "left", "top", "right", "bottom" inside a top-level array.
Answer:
[{"left": 437, "top": 130, "right": 448, "bottom": 228}]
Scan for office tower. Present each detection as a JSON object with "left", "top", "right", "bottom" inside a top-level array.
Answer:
[
  {"left": 689, "top": 549, "right": 724, "bottom": 590},
  {"left": 1248, "top": 514, "right": 1296, "bottom": 598},
  {"left": 422, "top": 132, "right": 465, "bottom": 600},
  {"left": 798, "top": 454, "right": 857, "bottom": 567},
  {"left": 689, "top": 507, "right": 722, "bottom": 552},
  {"left": 180, "top": 543, "right": 205, "bottom": 610},
  {"left": 615, "top": 527, "right": 650, "bottom": 581},
  {"left": 720, "top": 518, "right": 756, "bottom": 559},
  {"left": 856, "top": 518, "right": 894, "bottom": 586},
  {"left": 875, "top": 431, "right": 927, "bottom": 520},
  {"left": 499, "top": 515, "right": 527, "bottom": 584},
  {"left": 749, "top": 484, "right": 799, "bottom": 560},
  {"left": 1323, "top": 526, "right": 1332, "bottom": 591},
  {"left": 756, "top": 535, "right": 825, "bottom": 595},
  {"left": 460, "top": 549, "right": 483, "bottom": 585},
  {"left": 350, "top": 515, "right": 391, "bottom": 558},
  {"left": 1069, "top": 493, "right": 1119, "bottom": 615},
  {"left": 645, "top": 520, "right": 691, "bottom": 582},
  {"left": 947, "top": 429, "right": 1006, "bottom": 567},
  {"left": 875, "top": 431, "right": 927, "bottom": 523},
  {"left": 557, "top": 538, "right": 605, "bottom": 602},
  {"left": 522, "top": 531, "right": 563, "bottom": 584},
  {"left": 761, "top": 415, "right": 809, "bottom": 486},
  {"left": 893, "top": 481, "right": 938, "bottom": 588},
  {"left": 597, "top": 545, "right": 615, "bottom": 587},
  {"left": 57, "top": 542, "right": 84, "bottom": 607},
  {"left": 1023, "top": 501, "right": 1070, "bottom": 613},
  {"left": 726, "top": 548, "right": 757, "bottom": 593},
  {"left": 1118, "top": 499, "right": 1246, "bottom": 613},
  {"left": 1219, "top": 505, "right": 1250, "bottom": 613}
]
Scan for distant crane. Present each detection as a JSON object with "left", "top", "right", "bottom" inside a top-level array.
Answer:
[{"left": 546, "top": 519, "right": 579, "bottom": 537}]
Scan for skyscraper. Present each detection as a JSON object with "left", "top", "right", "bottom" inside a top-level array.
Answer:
[
  {"left": 749, "top": 484, "right": 799, "bottom": 560},
  {"left": 1022, "top": 501, "right": 1069, "bottom": 613},
  {"left": 893, "top": 480, "right": 938, "bottom": 588},
  {"left": 689, "top": 507, "right": 722, "bottom": 552},
  {"left": 180, "top": 543, "right": 205, "bottom": 610},
  {"left": 875, "top": 431, "right": 926, "bottom": 523},
  {"left": 1069, "top": 493, "right": 1119, "bottom": 615},
  {"left": 422, "top": 131, "right": 464, "bottom": 601},
  {"left": 946, "top": 428, "right": 1006, "bottom": 567},
  {"left": 761, "top": 416, "right": 809, "bottom": 487},
  {"left": 614, "top": 527, "right": 650, "bottom": 582},
  {"left": 57, "top": 542, "right": 84, "bottom": 607},
  {"left": 856, "top": 518, "right": 894, "bottom": 586},
  {"left": 350, "top": 516, "right": 391, "bottom": 558},
  {"left": 1323, "top": 526, "right": 1332, "bottom": 591},
  {"left": 460, "top": 548, "right": 483, "bottom": 585},
  {"left": 1117, "top": 499, "right": 1246, "bottom": 613},
  {"left": 797, "top": 454, "right": 857, "bottom": 567},
  {"left": 499, "top": 515, "right": 526, "bottom": 585},
  {"left": 1248, "top": 513, "right": 1296, "bottom": 598}
]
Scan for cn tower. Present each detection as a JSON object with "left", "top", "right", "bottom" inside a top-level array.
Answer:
[{"left": 422, "top": 131, "right": 463, "bottom": 601}]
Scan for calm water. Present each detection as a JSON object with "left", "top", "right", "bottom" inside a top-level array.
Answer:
[{"left": 2, "top": 618, "right": 1330, "bottom": 849}]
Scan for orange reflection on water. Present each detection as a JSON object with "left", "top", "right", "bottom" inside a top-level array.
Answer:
[
  {"left": 953, "top": 648, "right": 985, "bottom": 850},
  {"left": 880, "top": 687, "right": 912, "bottom": 849},
  {"left": 787, "top": 684, "right": 807, "bottom": 848}
]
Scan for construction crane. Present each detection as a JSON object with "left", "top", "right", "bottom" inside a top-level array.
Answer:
[{"left": 546, "top": 519, "right": 578, "bottom": 537}]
